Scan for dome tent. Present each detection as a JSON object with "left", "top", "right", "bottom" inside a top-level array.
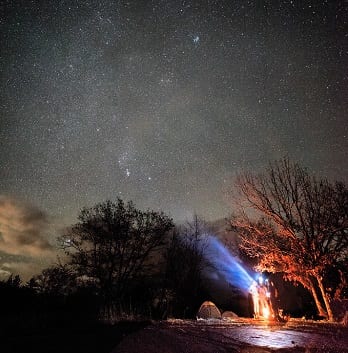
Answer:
[
  {"left": 196, "top": 301, "right": 222, "bottom": 320},
  {"left": 222, "top": 311, "right": 238, "bottom": 320}
]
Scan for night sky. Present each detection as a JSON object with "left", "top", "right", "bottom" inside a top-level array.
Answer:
[{"left": 1, "top": 0, "right": 347, "bottom": 279}]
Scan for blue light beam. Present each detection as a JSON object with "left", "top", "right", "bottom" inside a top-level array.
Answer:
[{"left": 204, "top": 236, "right": 255, "bottom": 293}]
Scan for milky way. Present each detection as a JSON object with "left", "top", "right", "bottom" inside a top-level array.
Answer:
[{"left": 1, "top": 1, "right": 347, "bottom": 231}]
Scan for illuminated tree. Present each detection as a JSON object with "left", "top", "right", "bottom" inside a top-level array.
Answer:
[
  {"left": 60, "top": 199, "right": 174, "bottom": 302},
  {"left": 231, "top": 158, "right": 348, "bottom": 321}
]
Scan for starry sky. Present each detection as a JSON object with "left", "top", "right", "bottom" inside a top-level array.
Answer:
[{"left": 1, "top": 0, "right": 348, "bottom": 278}]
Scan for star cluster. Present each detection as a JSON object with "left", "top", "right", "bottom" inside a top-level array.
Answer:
[{"left": 1, "top": 0, "right": 347, "bottom": 231}]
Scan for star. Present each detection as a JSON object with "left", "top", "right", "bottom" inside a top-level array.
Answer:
[{"left": 1, "top": 0, "right": 347, "bottom": 280}]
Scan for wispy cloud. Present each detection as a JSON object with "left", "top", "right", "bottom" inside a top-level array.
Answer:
[
  {"left": 0, "top": 196, "right": 55, "bottom": 279},
  {"left": 0, "top": 195, "right": 53, "bottom": 256},
  {"left": 0, "top": 267, "right": 11, "bottom": 280},
  {"left": 0, "top": 260, "right": 46, "bottom": 281}
]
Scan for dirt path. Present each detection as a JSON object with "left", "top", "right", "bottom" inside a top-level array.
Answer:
[{"left": 112, "top": 319, "right": 348, "bottom": 353}]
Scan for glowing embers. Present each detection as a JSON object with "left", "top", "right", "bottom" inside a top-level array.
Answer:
[{"left": 250, "top": 275, "right": 273, "bottom": 320}]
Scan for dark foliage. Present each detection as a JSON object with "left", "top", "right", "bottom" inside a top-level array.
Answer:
[
  {"left": 164, "top": 216, "right": 211, "bottom": 318},
  {"left": 1, "top": 320, "right": 150, "bottom": 353},
  {"left": 53, "top": 198, "right": 174, "bottom": 320}
]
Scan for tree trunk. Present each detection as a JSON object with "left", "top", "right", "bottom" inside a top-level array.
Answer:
[
  {"left": 315, "top": 275, "right": 334, "bottom": 321},
  {"left": 307, "top": 280, "right": 327, "bottom": 319}
]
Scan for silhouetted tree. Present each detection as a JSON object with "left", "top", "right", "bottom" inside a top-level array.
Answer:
[
  {"left": 164, "top": 215, "right": 210, "bottom": 318},
  {"left": 0, "top": 274, "right": 40, "bottom": 326},
  {"left": 231, "top": 158, "right": 348, "bottom": 321},
  {"left": 4, "top": 274, "right": 21, "bottom": 288},
  {"left": 59, "top": 199, "right": 174, "bottom": 306},
  {"left": 31, "top": 264, "right": 77, "bottom": 296}
]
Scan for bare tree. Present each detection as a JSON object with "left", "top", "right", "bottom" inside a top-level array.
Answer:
[
  {"left": 59, "top": 199, "right": 174, "bottom": 303},
  {"left": 164, "top": 215, "right": 210, "bottom": 318},
  {"left": 231, "top": 158, "right": 348, "bottom": 321}
]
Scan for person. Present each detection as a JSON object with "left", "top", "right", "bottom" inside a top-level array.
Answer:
[
  {"left": 250, "top": 276, "right": 274, "bottom": 319},
  {"left": 249, "top": 280, "right": 260, "bottom": 318}
]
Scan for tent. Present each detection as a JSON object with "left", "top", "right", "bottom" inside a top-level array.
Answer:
[
  {"left": 222, "top": 311, "right": 238, "bottom": 320},
  {"left": 196, "top": 301, "right": 222, "bottom": 320}
]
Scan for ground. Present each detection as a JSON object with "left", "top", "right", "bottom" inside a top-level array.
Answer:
[
  {"left": 112, "top": 318, "right": 348, "bottom": 353},
  {"left": 2, "top": 318, "right": 347, "bottom": 352},
  {"left": 1, "top": 322, "right": 149, "bottom": 353}
]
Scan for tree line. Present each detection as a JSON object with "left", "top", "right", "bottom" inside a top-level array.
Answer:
[
  {"left": 0, "top": 204, "right": 210, "bottom": 327},
  {"left": 1, "top": 158, "right": 347, "bottom": 326}
]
